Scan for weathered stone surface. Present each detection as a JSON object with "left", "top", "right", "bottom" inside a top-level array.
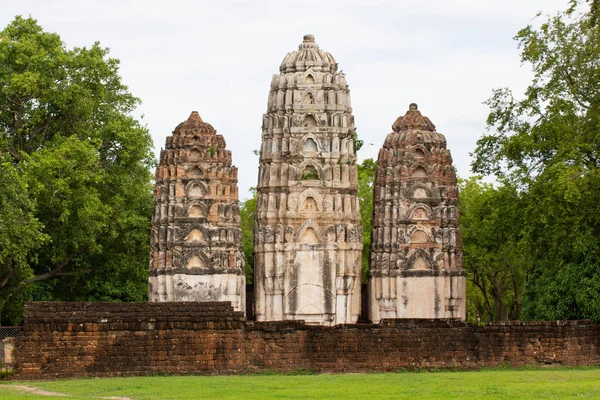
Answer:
[
  {"left": 1, "top": 337, "right": 15, "bottom": 370},
  {"left": 254, "top": 35, "right": 362, "bottom": 325},
  {"left": 369, "top": 104, "right": 466, "bottom": 322},
  {"left": 13, "top": 302, "right": 600, "bottom": 379},
  {"left": 148, "top": 112, "right": 245, "bottom": 312}
]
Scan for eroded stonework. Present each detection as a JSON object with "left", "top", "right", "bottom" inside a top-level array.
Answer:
[
  {"left": 368, "top": 104, "right": 466, "bottom": 322},
  {"left": 149, "top": 112, "right": 245, "bottom": 312},
  {"left": 254, "top": 35, "right": 362, "bottom": 325}
]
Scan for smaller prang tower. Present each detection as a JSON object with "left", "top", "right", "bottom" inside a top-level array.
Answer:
[
  {"left": 148, "top": 112, "right": 245, "bottom": 312},
  {"left": 369, "top": 104, "right": 465, "bottom": 322}
]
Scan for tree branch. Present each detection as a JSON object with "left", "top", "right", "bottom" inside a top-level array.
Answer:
[
  {"left": 0, "top": 265, "right": 14, "bottom": 288},
  {"left": 26, "top": 113, "right": 55, "bottom": 147},
  {"left": 23, "top": 250, "right": 79, "bottom": 285},
  {"left": 1, "top": 246, "right": 88, "bottom": 302},
  {"left": 561, "top": 67, "right": 591, "bottom": 110},
  {"left": 471, "top": 265, "right": 493, "bottom": 317}
]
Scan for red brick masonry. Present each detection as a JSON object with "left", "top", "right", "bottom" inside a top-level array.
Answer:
[{"left": 13, "top": 302, "right": 600, "bottom": 379}]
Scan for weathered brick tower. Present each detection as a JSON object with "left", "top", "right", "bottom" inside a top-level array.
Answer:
[
  {"left": 148, "top": 111, "right": 245, "bottom": 312},
  {"left": 254, "top": 34, "right": 363, "bottom": 325},
  {"left": 369, "top": 104, "right": 465, "bottom": 322}
]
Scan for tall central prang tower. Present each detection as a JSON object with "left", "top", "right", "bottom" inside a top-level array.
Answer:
[{"left": 254, "top": 34, "right": 363, "bottom": 325}]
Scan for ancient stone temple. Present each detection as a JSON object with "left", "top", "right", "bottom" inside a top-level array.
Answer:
[
  {"left": 254, "top": 34, "right": 363, "bottom": 325},
  {"left": 368, "top": 104, "right": 466, "bottom": 322},
  {"left": 148, "top": 112, "right": 245, "bottom": 312}
]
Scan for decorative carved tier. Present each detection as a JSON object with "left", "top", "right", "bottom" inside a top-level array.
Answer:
[
  {"left": 148, "top": 112, "right": 245, "bottom": 312},
  {"left": 368, "top": 104, "right": 466, "bottom": 322},
  {"left": 254, "top": 35, "right": 363, "bottom": 326}
]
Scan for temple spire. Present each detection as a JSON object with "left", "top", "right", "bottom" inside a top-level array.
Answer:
[
  {"left": 369, "top": 104, "right": 466, "bottom": 322},
  {"left": 254, "top": 36, "right": 362, "bottom": 326},
  {"left": 188, "top": 111, "right": 203, "bottom": 122},
  {"left": 148, "top": 112, "right": 245, "bottom": 313}
]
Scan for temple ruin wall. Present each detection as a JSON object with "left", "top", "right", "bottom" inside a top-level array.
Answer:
[{"left": 13, "top": 302, "right": 600, "bottom": 379}]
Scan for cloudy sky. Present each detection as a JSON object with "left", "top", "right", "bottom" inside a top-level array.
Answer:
[{"left": 3, "top": 0, "right": 569, "bottom": 198}]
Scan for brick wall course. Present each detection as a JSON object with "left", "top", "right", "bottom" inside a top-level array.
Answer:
[{"left": 13, "top": 302, "right": 600, "bottom": 379}]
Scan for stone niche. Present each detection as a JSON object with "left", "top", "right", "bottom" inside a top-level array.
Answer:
[
  {"left": 368, "top": 103, "right": 466, "bottom": 322},
  {"left": 254, "top": 34, "right": 363, "bottom": 326},
  {"left": 148, "top": 111, "right": 246, "bottom": 313}
]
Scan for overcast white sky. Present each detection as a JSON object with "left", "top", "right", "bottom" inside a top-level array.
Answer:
[{"left": 3, "top": 0, "right": 569, "bottom": 198}]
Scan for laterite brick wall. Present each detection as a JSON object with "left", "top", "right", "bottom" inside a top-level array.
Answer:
[{"left": 13, "top": 302, "right": 600, "bottom": 379}]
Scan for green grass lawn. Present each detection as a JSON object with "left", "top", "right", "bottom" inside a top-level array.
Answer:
[{"left": 0, "top": 367, "right": 599, "bottom": 399}]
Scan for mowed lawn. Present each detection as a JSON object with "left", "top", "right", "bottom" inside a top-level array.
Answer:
[{"left": 1, "top": 368, "right": 599, "bottom": 399}]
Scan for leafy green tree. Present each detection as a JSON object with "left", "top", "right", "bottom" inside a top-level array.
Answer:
[
  {"left": 471, "top": 0, "right": 600, "bottom": 321},
  {"left": 473, "top": 1, "right": 600, "bottom": 181},
  {"left": 357, "top": 158, "right": 375, "bottom": 282},
  {"left": 0, "top": 149, "right": 48, "bottom": 322},
  {"left": 459, "top": 177, "right": 528, "bottom": 322},
  {"left": 519, "top": 165, "right": 600, "bottom": 321},
  {"left": 239, "top": 188, "right": 257, "bottom": 284},
  {"left": 0, "top": 16, "right": 154, "bottom": 323}
]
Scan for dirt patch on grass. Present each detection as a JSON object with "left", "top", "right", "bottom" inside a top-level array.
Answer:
[
  {"left": 99, "top": 397, "right": 133, "bottom": 400},
  {"left": 7, "top": 385, "right": 71, "bottom": 396},
  {"left": 2, "top": 385, "right": 133, "bottom": 399}
]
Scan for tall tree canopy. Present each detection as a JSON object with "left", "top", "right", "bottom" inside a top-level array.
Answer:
[
  {"left": 473, "top": 0, "right": 600, "bottom": 180},
  {"left": 470, "top": 0, "right": 600, "bottom": 321},
  {"left": 0, "top": 16, "right": 154, "bottom": 324},
  {"left": 459, "top": 177, "right": 528, "bottom": 322}
]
